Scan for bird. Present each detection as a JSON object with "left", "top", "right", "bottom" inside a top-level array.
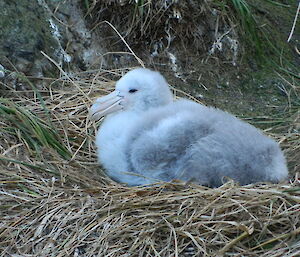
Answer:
[{"left": 89, "top": 68, "right": 288, "bottom": 187}]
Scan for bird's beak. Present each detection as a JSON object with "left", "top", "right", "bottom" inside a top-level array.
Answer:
[{"left": 89, "top": 90, "right": 123, "bottom": 121}]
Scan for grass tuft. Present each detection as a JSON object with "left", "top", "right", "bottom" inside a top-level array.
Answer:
[
  {"left": 229, "top": 0, "right": 263, "bottom": 57},
  {"left": 0, "top": 99, "right": 71, "bottom": 160}
]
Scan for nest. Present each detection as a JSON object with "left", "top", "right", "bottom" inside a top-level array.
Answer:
[{"left": 1, "top": 68, "right": 300, "bottom": 256}]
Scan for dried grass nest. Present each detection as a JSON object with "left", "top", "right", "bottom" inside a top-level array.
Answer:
[{"left": 1, "top": 68, "right": 300, "bottom": 257}]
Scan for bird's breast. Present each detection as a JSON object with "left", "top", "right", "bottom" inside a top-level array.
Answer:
[
  {"left": 95, "top": 111, "right": 141, "bottom": 171},
  {"left": 100, "top": 111, "right": 140, "bottom": 137}
]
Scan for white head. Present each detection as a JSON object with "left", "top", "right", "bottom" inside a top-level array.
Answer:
[{"left": 89, "top": 68, "right": 173, "bottom": 121}]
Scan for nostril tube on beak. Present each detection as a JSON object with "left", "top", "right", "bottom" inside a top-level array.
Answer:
[{"left": 89, "top": 90, "right": 124, "bottom": 121}]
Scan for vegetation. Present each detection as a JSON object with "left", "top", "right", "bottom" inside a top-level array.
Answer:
[
  {"left": 85, "top": 0, "right": 296, "bottom": 62},
  {"left": 0, "top": 99, "right": 71, "bottom": 160}
]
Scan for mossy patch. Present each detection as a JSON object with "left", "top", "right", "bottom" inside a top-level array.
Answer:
[{"left": 0, "top": 0, "right": 58, "bottom": 67}]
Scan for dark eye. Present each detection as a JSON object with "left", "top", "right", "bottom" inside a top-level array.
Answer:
[{"left": 129, "top": 89, "right": 138, "bottom": 93}]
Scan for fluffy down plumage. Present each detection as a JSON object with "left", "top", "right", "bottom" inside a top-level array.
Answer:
[{"left": 90, "top": 68, "right": 288, "bottom": 187}]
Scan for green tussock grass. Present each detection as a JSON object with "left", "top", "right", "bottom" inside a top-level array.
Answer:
[
  {"left": 229, "top": 0, "right": 263, "bottom": 57},
  {"left": 0, "top": 99, "right": 71, "bottom": 160},
  {"left": 225, "top": 0, "right": 295, "bottom": 64}
]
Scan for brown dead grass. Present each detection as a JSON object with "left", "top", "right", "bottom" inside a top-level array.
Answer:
[{"left": 0, "top": 67, "right": 300, "bottom": 256}]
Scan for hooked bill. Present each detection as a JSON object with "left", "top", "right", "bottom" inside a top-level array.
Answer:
[{"left": 89, "top": 91, "right": 123, "bottom": 121}]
